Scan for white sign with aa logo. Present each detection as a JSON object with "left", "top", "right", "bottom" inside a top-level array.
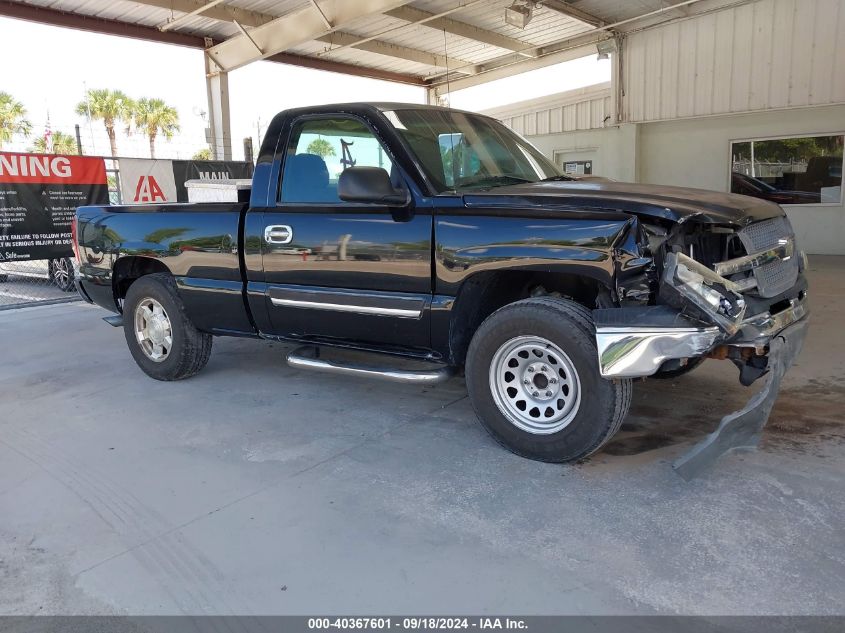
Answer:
[{"left": 119, "top": 158, "right": 178, "bottom": 204}]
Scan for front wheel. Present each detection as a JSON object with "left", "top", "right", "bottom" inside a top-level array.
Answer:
[
  {"left": 49, "top": 258, "right": 75, "bottom": 292},
  {"left": 123, "top": 273, "right": 212, "bottom": 381},
  {"left": 466, "top": 297, "right": 631, "bottom": 463}
]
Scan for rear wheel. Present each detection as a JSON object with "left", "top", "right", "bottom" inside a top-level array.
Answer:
[
  {"left": 123, "top": 273, "right": 212, "bottom": 381},
  {"left": 466, "top": 297, "right": 631, "bottom": 463},
  {"left": 49, "top": 258, "right": 75, "bottom": 292}
]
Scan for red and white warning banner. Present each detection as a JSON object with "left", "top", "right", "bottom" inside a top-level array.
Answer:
[
  {"left": 0, "top": 153, "right": 107, "bottom": 184},
  {"left": 0, "top": 152, "right": 108, "bottom": 261}
]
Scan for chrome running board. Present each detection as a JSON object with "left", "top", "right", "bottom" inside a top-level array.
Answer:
[{"left": 286, "top": 346, "right": 456, "bottom": 385}]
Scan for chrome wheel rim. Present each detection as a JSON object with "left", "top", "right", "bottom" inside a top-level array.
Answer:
[
  {"left": 53, "top": 259, "right": 70, "bottom": 288},
  {"left": 489, "top": 335, "right": 581, "bottom": 434},
  {"left": 134, "top": 298, "right": 173, "bottom": 363}
]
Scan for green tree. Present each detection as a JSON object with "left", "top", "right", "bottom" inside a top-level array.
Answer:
[
  {"left": 306, "top": 138, "right": 336, "bottom": 159},
  {"left": 31, "top": 131, "right": 79, "bottom": 155},
  {"left": 192, "top": 147, "right": 212, "bottom": 160},
  {"left": 133, "top": 98, "right": 180, "bottom": 159},
  {"left": 144, "top": 227, "right": 190, "bottom": 244},
  {"left": 75, "top": 89, "right": 134, "bottom": 158},
  {"left": 0, "top": 92, "right": 32, "bottom": 149}
]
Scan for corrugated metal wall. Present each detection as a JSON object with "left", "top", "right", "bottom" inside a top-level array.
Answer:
[
  {"left": 624, "top": 0, "right": 845, "bottom": 122},
  {"left": 486, "top": 84, "right": 613, "bottom": 135}
]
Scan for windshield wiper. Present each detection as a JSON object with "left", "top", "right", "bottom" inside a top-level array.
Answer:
[
  {"left": 458, "top": 175, "right": 534, "bottom": 189},
  {"left": 540, "top": 174, "right": 577, "bottom": 182}
]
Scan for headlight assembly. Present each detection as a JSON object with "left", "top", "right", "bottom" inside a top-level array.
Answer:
[{"left": 662, "top": 252, "right": 746, "bottom": 335}]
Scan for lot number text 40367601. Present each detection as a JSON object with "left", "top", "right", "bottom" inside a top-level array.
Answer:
[{"left": 307, "top": 618, "right": 527, "bottom": 630}]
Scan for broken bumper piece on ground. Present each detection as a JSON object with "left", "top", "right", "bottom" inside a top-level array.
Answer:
[{"left": 672, "top": 318, "right": 809, "bottom": 479}]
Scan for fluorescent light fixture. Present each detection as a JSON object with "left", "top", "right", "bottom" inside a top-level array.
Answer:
[{"left": 505, "top": 2, "right": 533, "bottom": 29}]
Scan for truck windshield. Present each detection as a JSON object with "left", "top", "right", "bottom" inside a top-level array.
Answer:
[{"left": 383, "top": 108, "right": 563, "bottom": 193}]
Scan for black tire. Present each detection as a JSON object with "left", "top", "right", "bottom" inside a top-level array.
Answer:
[
  {"left": 123, "top": 273, "right": 212, "bottom": 381},
  {"left": 652, "top": 357, "right": 705, "bottom": 379},
  {"left": 49, "top": 258, "right": 76, "bottom": 292},
  {"left": 466, "top": 297, "right": 632, "bottom": 463}
]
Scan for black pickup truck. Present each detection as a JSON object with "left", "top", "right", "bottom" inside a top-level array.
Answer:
[{"left": 73, "top": 103, "right": 809, "bottom": 477}]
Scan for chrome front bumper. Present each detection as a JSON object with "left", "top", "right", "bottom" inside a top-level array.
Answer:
[
  {"left": 595, "top": 290, "right": 809, "bottom": 379},
  {"left": 596, "top": 324, "right": 720, "bottom": 379}
]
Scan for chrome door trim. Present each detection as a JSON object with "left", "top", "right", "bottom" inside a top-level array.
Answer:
[
  {"left": 271, "top": 297, "right": 421, "bottom": 318},
  {"left": 267, "top": 285, "right": 427, "bottom": 319}
]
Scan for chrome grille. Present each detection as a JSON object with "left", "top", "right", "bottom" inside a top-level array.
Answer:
[
  {"left": 737, "top": 217, "right": 799, "bottom": 298},
  {"left": 741, "top": 216, "right": 789, "bottom": 251}
]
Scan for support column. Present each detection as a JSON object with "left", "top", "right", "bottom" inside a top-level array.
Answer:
[
  {"left": 204, "top": 38, "right": 232, "bottom": 161},
  {"left": 610, "top": 36, "right": 624, "bottom": 125},
  {"left": 425, "top": 86, "right": 442, "bottom": 106}
]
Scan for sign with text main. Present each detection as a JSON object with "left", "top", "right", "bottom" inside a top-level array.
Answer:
[
  {"left": 119, "top": 158, "right": 253, "bottom": 204},
  {"left": 0, "top": 152, "right": 108, "bottom": 262}
]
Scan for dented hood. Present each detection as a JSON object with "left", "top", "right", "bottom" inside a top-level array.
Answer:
[{"left": 462, "top": 180, "right": 785, "bottom": 226}]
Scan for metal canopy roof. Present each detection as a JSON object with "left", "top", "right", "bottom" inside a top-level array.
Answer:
[{"left": 0, "top": 0, "right": 719, "bottom": 89}]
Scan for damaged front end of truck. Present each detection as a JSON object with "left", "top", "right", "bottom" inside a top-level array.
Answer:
[{"left": 595, "top": 213, "right": 810, "bottom": 479}]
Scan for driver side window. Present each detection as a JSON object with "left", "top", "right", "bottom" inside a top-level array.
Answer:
[{"left": 280, "top": 117, "right": 394, "bottom": 204}]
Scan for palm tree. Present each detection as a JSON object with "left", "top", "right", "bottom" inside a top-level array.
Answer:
[
  {"left": 306, "top": 138, "right": 336, "bottom": 159},
  {"left": 133, "top": 98, "right": 180, "bottom": 159},
  {"left": 192, "top": 148, "right": 212, "bottom": 160},
  {"left": 75, "top": 89, "right": 134, "bottom": 158},
  {"left": 0, "top": 92, "right": 32, "bottom": 149},
  {"left": 31, "top": 131, "right": 79, "bottom": 155}
]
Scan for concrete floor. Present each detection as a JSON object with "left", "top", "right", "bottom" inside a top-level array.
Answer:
[{"left": 1, "top": 257, "right": 843, "bottom": 616}]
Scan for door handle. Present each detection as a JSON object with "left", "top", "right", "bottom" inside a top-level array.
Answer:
[{"left": 264, "top": 225, "right": 293, "bottom": 245}]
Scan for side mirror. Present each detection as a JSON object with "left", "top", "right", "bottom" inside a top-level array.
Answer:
[{"left": 338, "top": 166, "right": 410, "bottom": 206}]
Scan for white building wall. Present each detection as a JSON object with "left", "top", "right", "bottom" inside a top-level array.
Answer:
[
  {"left": 637, "top": 105, "right": 845, "bottom": 255},
  {"left": 624, "top": 0, "right": 845, "bottom": 122},
  {"left": 483, "top": 0, "right": 845, "bottom": 254},
  {"left": 526, "top": 125, "right": 639, "bottom": 183},
  {"left": 484, "top": 83, "right": 613, "bottom": 137}
]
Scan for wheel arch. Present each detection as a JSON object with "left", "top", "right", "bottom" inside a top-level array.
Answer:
[
  {"left": 112, "top": 256, "right": 172, "bottom": 310},
  {"left": 445, "top": 269, "right": 610, "bottom": 366}
]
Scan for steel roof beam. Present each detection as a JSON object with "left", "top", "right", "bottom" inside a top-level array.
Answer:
[
  {"left": 384, "top": 6, "right": 539, "bottom": 57},
  {"left": 428, "top": 0, "right": 713, "bottom": 91},
  {"left": 430, "top": 39, "right": 600, "bottom": 92},
  {"left": 160, "top": 0, "right": 226, "bottom": 32},
  {"left": 205, "top": 0, "right": 412, "bottom": 72},
  {"left": 134, "top": 0, "right": 276, "bottom": 29},
  {"left": 0, "top": 1, "right": 425, "bottom": 85},
  {"left": 540, "top": 0, "right": 606, "bottom": 28},
  {"left": 317, "top": 31, "right": 476, "bottom": 72}
]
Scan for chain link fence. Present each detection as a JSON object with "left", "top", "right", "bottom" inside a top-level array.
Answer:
[{"left": 0, "top": 258, "right": 80, "bottom": 310}]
